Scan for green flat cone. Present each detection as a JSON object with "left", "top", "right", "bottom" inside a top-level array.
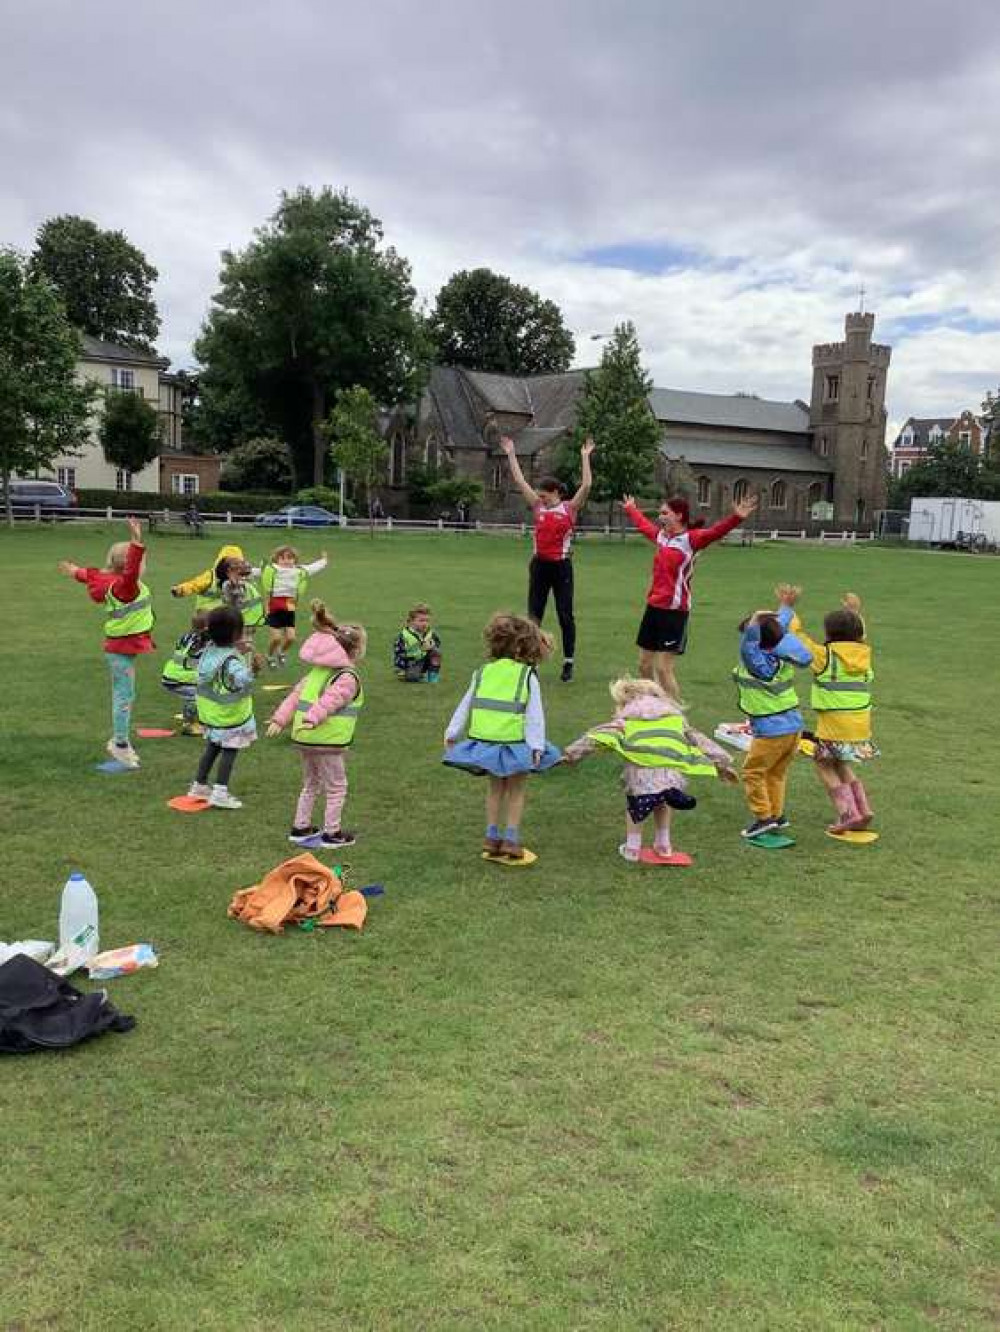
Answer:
[{"left": 749, "top": 832, "right": 796, "bottom": 849}]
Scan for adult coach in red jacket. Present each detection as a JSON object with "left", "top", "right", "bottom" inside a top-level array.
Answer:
[
  {"left": 622, "top": 491, "right": 758, "bottom": 698},
  {"left": 500, "top": 434, "right": 595, "bottom": 682}
]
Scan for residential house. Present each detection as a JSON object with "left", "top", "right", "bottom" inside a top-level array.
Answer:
[{"left": 889, "top": 409, "right": 985, "bottom": 479}]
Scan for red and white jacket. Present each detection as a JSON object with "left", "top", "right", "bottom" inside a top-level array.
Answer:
[
  {"left": 532, "top": 501, "right": 576, "bottom": 561},
  {"left": 624, "top": 503, "right": 742, "bottom": 611}
]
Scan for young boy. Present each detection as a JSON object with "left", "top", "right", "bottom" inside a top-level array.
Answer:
[
  {"left": 733, "top": 606, "right": 812, "bottom": 839},
  {"left": 256, "top": 546, "right": 328, "bottom": 666},
  {"left": 394, "top": 604, "right": 442, "bottom": 682},
  {"left": 161, "top": 611, "right": 209, "bottom": 735}
]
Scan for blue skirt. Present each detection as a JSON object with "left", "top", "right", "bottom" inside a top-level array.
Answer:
[{"left": 442, "top": 739, "right": 562, "bottom": 777}]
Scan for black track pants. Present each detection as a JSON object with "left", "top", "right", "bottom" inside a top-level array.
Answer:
[{"left": 527, "top": 557, "right": 576, "bottom": 659}]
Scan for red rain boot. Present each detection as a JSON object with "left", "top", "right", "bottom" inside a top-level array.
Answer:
[
  {"left": 849, "top": 780, "right": 873, "bottom": 830},
  {"left": 827, "top": 783, "right": 859, "bottom": 835}
]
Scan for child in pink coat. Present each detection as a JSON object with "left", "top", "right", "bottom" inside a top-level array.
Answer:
[{"left": 266, "top": 600, "right": 367, "bottom": 850}]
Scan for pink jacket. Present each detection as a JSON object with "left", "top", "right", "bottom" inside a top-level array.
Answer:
[{"left": 272, "top": 632, "right": 359, "bottom": 732}]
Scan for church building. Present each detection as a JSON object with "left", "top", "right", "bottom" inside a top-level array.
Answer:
[{"left": 387, "top": 311, "right": 890, "bottom": 529}]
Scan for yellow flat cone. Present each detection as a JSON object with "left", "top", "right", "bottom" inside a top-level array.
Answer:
[
  {"left": 482, "top": 848, "right": 538, "bottom": 867},
  {"left": 261, "top": 684, "right": 290, "bottom": 692},
  {"left": 826, "top": 829, "right": 880, "bottom": 845}
]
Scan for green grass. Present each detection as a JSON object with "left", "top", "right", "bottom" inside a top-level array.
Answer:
[{"left": 2, "top": 525, "right": 999, "bottom": 1331}]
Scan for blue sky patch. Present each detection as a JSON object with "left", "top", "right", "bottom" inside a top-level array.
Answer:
[
  {"left": 884, "top": 309, "right": 1000, "bottom": 337},
  {"left": 577, "top": 239, "right": 723, "bottom": 274}
]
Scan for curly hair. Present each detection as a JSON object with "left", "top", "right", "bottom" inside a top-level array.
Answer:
[
  {"left": 483, "top": 612, "right": 553, "bottom": 666},
  {"left": 310, "top": 599, "right": 367, "bottom": 661},
  {"left": 270, "top": 544, "right": 299, "bottom": 563},
  {"left": 609, "top": 676, "right": 670, "bottom": 709}
]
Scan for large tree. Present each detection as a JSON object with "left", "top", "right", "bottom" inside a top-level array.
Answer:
[
  {"left": 568, "top": 321, "right": 661, "bottom": 522},
  {"left": 31, "top": 215, "right": 159, "bottom": 350},
  {"left": 195, "top": 186, "right": 430, "bottom": 486},
  {"left": 429, "top": 267, "right": 575, "bottom": 374},
  {"left": 99, "top": 390, "right": 162, "bottom": 485},
  {"left": 0, "top": 249, "right": 94, "bottom": 522},
  {"left": 219, "top": 437, "right": 294, "bottom": 493},
  {"left": 887, "top": 438, "right": 1000, "bottom": 507}
]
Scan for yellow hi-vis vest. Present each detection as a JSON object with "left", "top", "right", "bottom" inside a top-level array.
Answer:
[
  {"left": 261, "top": 564, "right": 307, "bottom": 602},
  {"left": 194, "top": 585, "right": 223, "bottom": 612},
  {"left": 733, "top": 660, "right": 799, "bottom": 717},
  {"left": 811, "top": 650, "right": 873, "bottom": 713},
  {"left": 467, "top": 659, "right": 532, "bottom": 743},
  {"left": 162, "top": 641, "right": 199, "bottom": 686},
  {"left": 291, "top": 668, "right": 363, "bottom": 746},
  {"left": 196, "top": 651, "right": 254, "bottom": 729},
  {"left": 589, "top": 713, "right": 718, "bottom": 775},
  {"left": 237, "top": 580, "right": 265, "bottom": 627},
  {"left": 104, "top": 581, "right": 154, "bottom": 638},
  {"left": 401, "top": 626, "right": 432, "bottom": 662}
]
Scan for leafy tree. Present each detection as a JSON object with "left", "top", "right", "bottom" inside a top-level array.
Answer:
[
  {"left": 195, "top": 186, "right": 431, "bottom": 486},
  {"left": 219, "top": 437, "right": 294, "bottom": 492},
  {"left": 99, "top": 390, "right": 161, "bottom": 485},
  {"left": 569, "top": 321, "right": 661, "bottom": 522},
  {"left": 31, "top": 215, "right": 159, "bottom": 350},
  {"left": 981, "top": 387, "right": 1000, "bottom": 461},
  {"left": 324, "top": 386, "right": 387, "bottom": 527},
  {"left": 0, "top": 249, "right": 94, "bottom": 522},
  {"left": 887, "top": 439, "right": 1000, "bottom": 507},
  {"left": 426, "top": 475, "right": 483, "bottom": 514},
  {"left": 429, "top": 268, "right": 575, "bottom": 374}
]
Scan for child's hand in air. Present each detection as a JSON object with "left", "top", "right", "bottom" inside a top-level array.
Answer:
[
  {"left": 621, "top": 494, "right": 636, "bottom": 508},
  {"left": 57, "top": 560, "right": 78, "bottom": 577},
  {"left": 126, "top": 516, "right": 143, "bottom": 544},
  {"left": 841, "top": 592, "right": 862, "bottom": 613},
  {"left": 775, "top": 583, "right": 801, "bottom": 606},
  {"left": 581, "top": 437, "right": 596, "bottom": 458},
  {"left": 499, "top": 435, "right": 515, "bottom": 456},
  {"left": 266, "top": 721, "right": 283, "bottom": 739}
]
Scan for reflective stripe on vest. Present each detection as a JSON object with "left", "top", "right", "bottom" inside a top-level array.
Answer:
[
  {"left": 239, "top": 583, "right": 265, "bottom": 626},
  {"left": 588, "top": 714, "right": 717, "bottom": 775},
  {"left": 401, "top": 626, "right": 430, "bottom": 661},
  {"left": 196, "top": 651, "right": 254, "bottom": 729},
  {"left": 162, "top": 646, "right": 197, "bottom": 686},
  {"left": 194, "top": 590, "right": 223, "bottom": 612},
  {"left": 104, "top": 582, "right": 154, "bottom": 638},
  {"left": 811, "top": 650, "right": 873, "bottom": 712},
  {"left": 291, "top": 668, "right": 364, "bottom": 746},
  {"left": 468, "top": 660, "right": 531, "bottom": 743},
  {"left": 733, "top": 660, "right": 799, "bottom": 717}
]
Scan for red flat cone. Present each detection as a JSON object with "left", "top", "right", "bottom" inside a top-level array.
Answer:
[
  {"left": 639, "top": 847, "right": 693, "bottom": 867},
  {"left": 138, "top": 727, "right": 175, "bottom": 739},
  {"left": 167, "top": 795, "right": 210, "bottom": 813}
]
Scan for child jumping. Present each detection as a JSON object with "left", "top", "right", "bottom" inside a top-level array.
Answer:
[
  {"left": 267, "top": 601, "right": 367, "bottom": 850},
  {"left": 734, "top": 608, "right": 812, "bottom": 839},
  {"left": 170, "top": 543, "right": 245, "bottom": 610},
  {"left": 562, "top": 677, "right": 735, "bottom": 863},
  {"left": 394, "top": 603, "right": 441, "bottom": 682},
  {"left": 443, "top": 613, "right": 561, "bottom": 862},
  {"left": 777, "top": 585, "right": 877, "bottom": 834},
  {"left": 188, "top": 607, "right": 261, "bottom": 810},
  {"left": 58, "top": 516, "right": 154, "bottom": 769},
  {"left": 258, "top": 546, "right": 328, "bottom": 666},
  {"left": 161, "top": 611, "right": 209, "bottom": 735}
]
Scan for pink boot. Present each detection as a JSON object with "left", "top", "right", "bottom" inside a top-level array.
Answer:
[
  {"left": 849, "top": 780, "right": 873, "bottom": 830},
  {"left": 827, "top": 783, "right": 859, "bottom": 834}
]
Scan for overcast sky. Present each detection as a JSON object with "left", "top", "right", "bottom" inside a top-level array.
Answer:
[{"left": 3, "top": 0, "right": 999, "bottom": 435}]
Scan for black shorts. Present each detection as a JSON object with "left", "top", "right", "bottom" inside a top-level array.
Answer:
[
  {"left": 636, "top": 606, "right": 689, "bottom": 655},
  {"left": 266, "top": 608, "right": 296, "bottom": 629}
]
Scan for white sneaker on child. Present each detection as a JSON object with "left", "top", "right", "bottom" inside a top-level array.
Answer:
[
  {"left": 188, "top": 782, "right": 211, "bottom": 800},
  {"left": 107, "top": 738, "right": 140, "bottom": 768},
  {"left": 209, "top": 786, "right": 243, "bottom": 810},
  {"left": 618, "top": 843, "right": 640, "bottom": 863}
]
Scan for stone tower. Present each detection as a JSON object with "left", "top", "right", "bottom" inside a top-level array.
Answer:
[{"left": 810, "top": 312, "right": 891, "bottom": 525}]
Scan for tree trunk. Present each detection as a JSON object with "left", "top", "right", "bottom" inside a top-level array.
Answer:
[{"left": 311, "top": 380, "right": 326, "bottom": 487}]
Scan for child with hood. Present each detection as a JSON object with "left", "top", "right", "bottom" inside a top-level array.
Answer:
[
  {"left": 170, "top": 543, "right": 245, "bottom": 611},
  {"left": 776, "top": 585, "right": 878, "bottom": 834},
  {"left": 561, "top": 677, "right": 736, "bottom": 864},
  {"left": 266, "top": 600, "right": 366, "bottom": 850}
]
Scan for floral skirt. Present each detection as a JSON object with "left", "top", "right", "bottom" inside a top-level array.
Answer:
[{"left": 813, "top": 738, "right": 879, "bottom": 763}]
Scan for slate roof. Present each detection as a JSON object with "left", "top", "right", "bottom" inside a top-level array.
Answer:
[
  {"left": 661, "top": 438, "right": 832, "bottom": 474},
  {"left": 649, "top": 387, "right": 810, "bottom": 435},
  {"left": 80, "top": 333, "right": 166, "bottom": 368},
  {"left": 890, "top": 416, "right": 954, "bottom": 449},
  {"left": 423, "top": 366, "right": 484, "bottom": 446},
  {"left": 463, "top": 369, "right": 535, "bottom": 415}
]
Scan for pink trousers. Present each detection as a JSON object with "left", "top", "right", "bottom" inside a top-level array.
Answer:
[{"left": 294, "top": 749, "right": 348, "bottom": 834}]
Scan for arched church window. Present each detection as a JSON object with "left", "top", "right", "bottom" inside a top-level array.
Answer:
[
  {"left": 770, "top": 479, "right": 787, "bottom": 510},
  {"left": 696, "top": 475, "right": 711, "bottom": 507}
]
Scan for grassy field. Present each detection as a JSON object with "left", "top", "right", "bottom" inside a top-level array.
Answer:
[{"left": 2, "top": 523, "right": 999, "bottom": 1331}]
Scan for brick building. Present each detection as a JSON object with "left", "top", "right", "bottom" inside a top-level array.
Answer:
[
  {"left": 889, "top": 409, "right": 985, "bottom": 479},
  {"left": 390, "top": 311, "right": 890, "bottom": 528}
]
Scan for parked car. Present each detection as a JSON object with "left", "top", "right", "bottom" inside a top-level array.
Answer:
[
  {"left": 2, "top": 480, "right": 77, "bottom": 516},
  {"left": 254, "top": 504, "right": 339, "bottom": 528}
]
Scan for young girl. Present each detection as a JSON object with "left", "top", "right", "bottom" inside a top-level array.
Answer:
[
  {"left": 777, "top": 585, "right": 877, "bottom": 834},
  {"left": 57, "top": 516, "right": 154, "bottom": 768},
  {"left": 443, "top": 613, "right": 561, "bottom": 862},
  {"left": 257, "top": 546, "right": 328, "bottom": 666},
  {"left": 562, "top": 678, "right": 736, "bottom": 863},
  {"left": 161, "top": 610, "right": 209, "bottom": 735},
  {"left": 170, "top": 543, "right": 245, "bottom": 610},
  {"left": 394, "top": 603, "right": 442, "bottom": 682},
  {"left": 187, "top": 607, "right": 261, "bottom": 810},
  {"left": 267, "top": 601, "right": 366, "bottom": 850}
]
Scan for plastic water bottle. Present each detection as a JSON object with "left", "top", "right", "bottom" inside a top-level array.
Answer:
[{"left": 59, "top": 872, "right": 99, "bottom": 961}]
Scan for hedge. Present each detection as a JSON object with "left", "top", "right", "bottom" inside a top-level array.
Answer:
[{"left": 76, "top": 490, "right": 294, "bottom": 515}]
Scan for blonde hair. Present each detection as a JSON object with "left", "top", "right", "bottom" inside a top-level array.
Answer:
[
  {"left": 271, "top": 544, "right": 299, "bottom": 562},
  {"left": 106, "top": 541, "right": 131, "bottom": 572},
  {"left": 310, "top": 599, "right": 367, "bottom": 661},
  {"left": 483, "top": 612, "right": 553, "bottom": 666},
  {"left": 609, "top": 676, "right": 672, "bottom": 708},
  {"left": 407, "top": 602, "right": 431, "bottom": 623}
]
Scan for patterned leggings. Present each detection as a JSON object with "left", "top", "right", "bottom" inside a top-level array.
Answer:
[
  {"left": 294, "top": 750, "right": 348, "bottom": 834},
  {"left": 106, "top": 653, "right": 136, "bottom": 744}
]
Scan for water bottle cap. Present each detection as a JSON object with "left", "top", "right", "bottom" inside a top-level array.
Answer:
[{"left": 69, "top": 872, "right": 85, "bottom": 880}]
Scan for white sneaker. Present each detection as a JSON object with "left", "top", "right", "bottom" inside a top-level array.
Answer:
[
  {"left": 618, "top": 843, "right": 640, "bottom": 863},
  {"left": 187, "top": 782, "right": 211, "bottom": 799},
  {"left": 107, "top": 738, "right": 140, "bottom": 768},
  {"left": 210, "top": 786, "right": 243, "bottom": 810}
]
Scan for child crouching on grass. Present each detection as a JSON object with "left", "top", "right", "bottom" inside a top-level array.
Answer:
[
  {"left": 443, "top": 613, "right": 560, "bottom": 863},
  {"left": 161, "top": 610, "right": 209, "bottom": 735},
  {"left": 562, "top": 678, "right": 736, "bottom": 863},
  {"left": 394, "top": 603, "right": 441, "bottom": 682},
  {"left": 267, "top": 601, "right": 366, "bottom": 850},
  {"left": 188, "top": 607, "right": 262, "bottom": 810}
]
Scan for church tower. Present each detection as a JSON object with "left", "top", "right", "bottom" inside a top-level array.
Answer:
[{"left": 810, "top": 311, "right": 891, "bottom": 526}]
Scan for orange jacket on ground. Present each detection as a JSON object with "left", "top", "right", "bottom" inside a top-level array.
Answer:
[{"left": 228, "top": 853, "right": 366, "bottom": 933}]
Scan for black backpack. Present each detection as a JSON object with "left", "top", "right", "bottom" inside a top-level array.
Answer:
[{"left": 0, "top": 954, "right": 135, "bottom": 1054}]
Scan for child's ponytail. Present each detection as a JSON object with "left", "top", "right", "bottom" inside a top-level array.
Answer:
[{"left": 311, "top": 599, "right": 338, "bottom": 633}]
